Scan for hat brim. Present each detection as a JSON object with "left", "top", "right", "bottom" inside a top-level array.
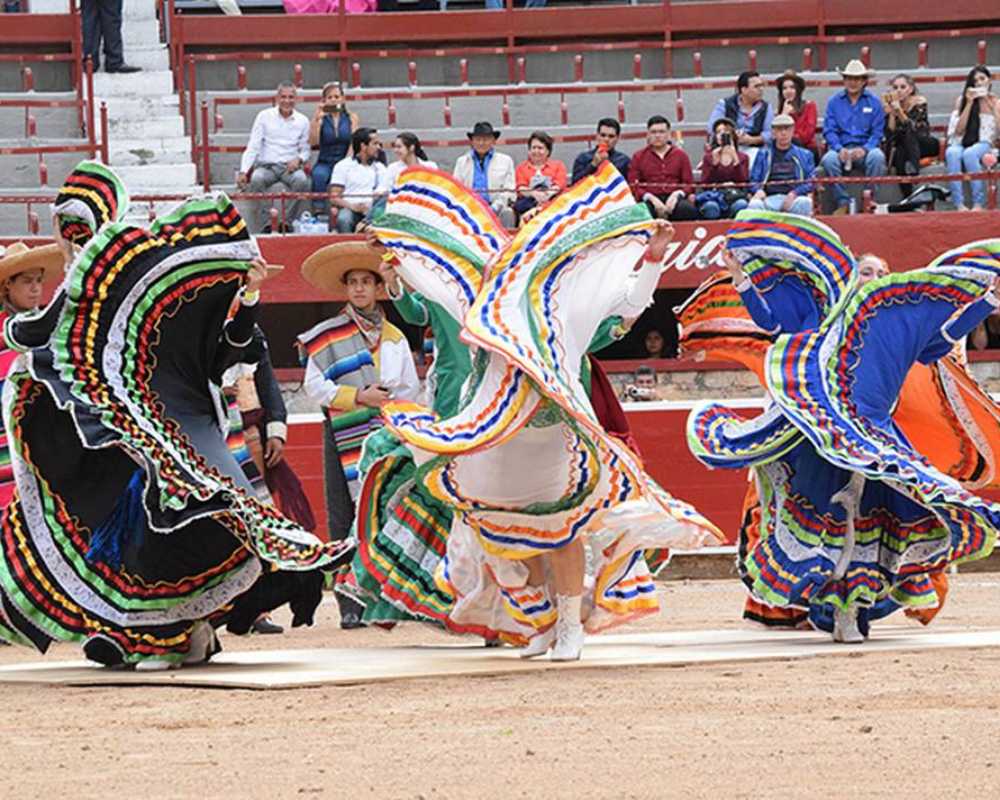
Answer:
[
  {"left": 840, "top": 69, "right": 872, "bottom": 78},
  {"left": 0, "top": 243, "right": 65, "bottom": 286},
  {"left": 467, "top": 130, "right": 501, "bottom": 140},
  {"left": 300, "top": 241, "right": 384, "bottom": 299}
]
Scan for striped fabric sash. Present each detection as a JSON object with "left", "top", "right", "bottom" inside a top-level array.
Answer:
[{"left": 298, "top": 314, "right": 382, "bottom": 499}]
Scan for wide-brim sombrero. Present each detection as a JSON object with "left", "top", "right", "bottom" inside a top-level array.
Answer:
[
  {"left": 301, "top": 241, "right": 384, "bottom": 298},
  {"left": 0, "top": 241, "right": 65, "bottom": 286}
]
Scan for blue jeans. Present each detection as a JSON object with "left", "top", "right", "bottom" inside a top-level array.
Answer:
[
  {"left": 311, "top": 160, "right": 336, "bottom": 214},
  {"left": 477, "top": 0, "right": 545, "bottom": 8},
  {"left": 335, "top": 207, "right": 364, "bottom": 234},
  {"left": 945, "top": 141, "right": 992, "bottom": 208},
  {"left": 748, "top": 193, "right": 813, "bottom": 216},
  {"left": 819, "top": 147, "right": 886, "bottom": 208},
  {"left": 698, "top": 198, "right": 748, "bottom": 219}
]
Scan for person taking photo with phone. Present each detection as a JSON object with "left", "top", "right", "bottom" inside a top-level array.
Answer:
[{"left": 945, "top": 65, "right": 1000, "bottom": 211}]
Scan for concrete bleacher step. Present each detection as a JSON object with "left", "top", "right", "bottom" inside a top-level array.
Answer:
[
  {"left": 109, "top": 136, "right": 193, "bottom": 168},
  {"left": 108, "top": 114, "right": 186, "bottom": 141},
  {"left": 117, "top": 44, "right": 171, "bottom": 72},
  {"left": 93, "top": 70, "right": 174, "bottom": 98},
  {"left": 122, "top": 16, "right": 162, "bottom": 50},
  {"left": 123, "top": 0, "right": 159, "bottom": 21},
  {"left": 113, "top": 163, "right": 198, "bottom": 188}
]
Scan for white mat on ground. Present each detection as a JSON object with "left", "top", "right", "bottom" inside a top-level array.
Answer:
[{"left": 1, "top": 627, "right": 998, "bottom": 690}]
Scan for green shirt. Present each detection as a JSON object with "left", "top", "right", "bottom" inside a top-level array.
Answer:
[{"left": 392, "top": 289, "right": 472, "bottom": 419}]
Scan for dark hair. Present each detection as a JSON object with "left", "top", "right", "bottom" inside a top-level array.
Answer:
[
  {"left": 647, "top": 115, "right": 671, "bottom": 129},
  {"left": 711, "top": 117, "right": 740, "bottom": 150},
  {"left": 737, "top": 70, "right": 760, "bottom": 93},
  {"left": 959, "top": 66, "right": 991, "bottom": 149},
  {"left": 596, "top": 117, "right": 621, "bottom": 135},
  {"left": 351, "top": 127, "right": 377, "bottom": 157},
  {"left": 635, "top": 364, "right": 656, "bottom": 378},
  {"left": 395, "top": 131, "right": 428, "bottom": 161},
  {"left": 775, "top": 70, "right": 805, "bottom": 113},
  {"left": 528, "top": 131, "right": 554, "bottom": 155}
]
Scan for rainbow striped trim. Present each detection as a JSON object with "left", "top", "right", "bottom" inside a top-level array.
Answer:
[{"left": 52, "top": 160, "right": 129, "bottom": 247}]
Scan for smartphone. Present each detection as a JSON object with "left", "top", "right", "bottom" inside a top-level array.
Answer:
[
  {"left": 719, "top": 132, "right": 733, "bottom": 147},
  {"left": 322, "top": 103, "right": 340, "bottom": 113},
  {"left": 972, "top": 86, "right": 988, "bottom": 98}
]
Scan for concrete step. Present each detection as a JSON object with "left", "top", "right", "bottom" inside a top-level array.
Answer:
[
  {"left": 120, "top": 45, "right": 171, "bottom": 72},
  {"left": 109, "top": 136, "right": 193, "bottom": 167},
  {"left": 121, "top": 16, "right": 162, "bottom": 49},
  {"left": 113, "top": 162, "right": 198, "bottom": 189},
  {"left": 123, "top": 0, "right": 159, "bottom": 21},
  {"left": 92, "top": 69, "right": 174, "bottom": 99},
  {"left": 108, "top": 114, "right": 186, "bottom": 140},
  {"left": 26, "top": 0, "right": 69, "bottom": 11}
]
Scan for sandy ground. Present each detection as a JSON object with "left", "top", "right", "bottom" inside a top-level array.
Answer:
[{"left": 1, "top": 576, "right": 999, "bottom": 800}]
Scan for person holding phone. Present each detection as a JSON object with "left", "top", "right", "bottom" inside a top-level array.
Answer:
[
  {"left": 881, "top": 73, "right": 938, "bottom": 199},
  {"left": 775, "top": 70, "right": 817, "bottom": 154},
  {"left": 297, "top": 242, "right": 420, "bottom": 629},
  {"left": 309, "top": 81, "right": 360, "bottom": 216},
  {"left": 696, "top": 117, "right": 750, "bottom": 218},
  {"left": 945, "top": 65, "right": 1000, "bottom": 210}
]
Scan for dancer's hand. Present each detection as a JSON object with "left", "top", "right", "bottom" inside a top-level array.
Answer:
[
  {"left": 721, "top": 246, "right": 744, "bottom": 281},
  {"left": 264, "top": 436, "right": 285, "bottom": 467},
  {"left": 364, "top": 226, "right": 387, "bottom": 255},
  {"left": 645, "top": 220, "right": 675, "bottom": 262},
  {"left": 379, "top": 262, "right": 402, "bottom": 295},
  {"left": 244, "top": 258, "right": 269, "bottom": 293},
  {"left": 357, "top": 385, "right": 392, "bottom": 408}
]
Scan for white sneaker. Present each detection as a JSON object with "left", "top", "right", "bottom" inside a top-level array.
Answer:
[
  {"left": 550, "top": 594, "right": 584, "bottom": 662},
  {"left": 519, "top": 626, "right": 555, "bottom": 659},
  {"left": 832, "top": 606, "right": 864, "bottom": 644},
  {"left": 134, "top": 658, "right": 179, "bottom": 672}
]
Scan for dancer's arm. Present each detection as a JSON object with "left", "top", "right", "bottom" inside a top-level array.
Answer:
[
  {"left": 616, "top": 221, "right": 674, "bottom": 317},
  {"left": 723, "top": 249, "right": 780, "bottom": 334}
]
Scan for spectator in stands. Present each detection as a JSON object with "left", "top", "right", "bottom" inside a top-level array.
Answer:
[
  {"left": 380, "top": 132, "right": 438, "bottom": 193},
  {"left": 747, "top": 114, "right": 815, "bottom": 216},
  {"left": 309, "top": 82, "right": 359, "bottom": 216},
  {"left": 514, "top": 131, "right": 568, "bottom": 224},
  {"left": 945, "top": 66, "right": 1000, "bottom": 211},
  {"left": 329, "top": 127, "right": 386, "bottom": 233},
  {"left": 881, "top": 73, "right": 938, "bottom": 200},
  {"left": 570, "top": 118, "right": 631, "bottom": 185},
  {"left": 707, "top": 71, "right": 773, "bottom": 169},
  {"left": 644, "top": 329, "right": 666, "bottom": 359},
  {"left": 238, "top": 81, "right": 311, "bottom": 233},
  {"left": 453, "top": 121, "right": 516, "bottom": 227},
  {"left": 969, "top": 309, "right": 1000, "bottom": 350},
  {"left": 81, "top": 0, "right": 141, "bottom": 73},
  {"left": 696, "top": 117, "right": 750, "bottom": 219},
  {"left": 622, "top": 365, "right": 661, "bottom": 403},
  {"left": 775, "top": 70, "right": 817, "bottom": 154},
  {"left": 629, "top": 115, "right": 699, "bottom": 221},
  {"left": 819, "top": 60, "right": 887, "bottom": 215}
]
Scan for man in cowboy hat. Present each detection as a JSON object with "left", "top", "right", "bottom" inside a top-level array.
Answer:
[
  {"left": 297, "top": 241, "right": 420, "bottom": 629},
  {"left": 819, "top": 58, "right": 887, "bottom": 214},
  {"left": 453, "top": 121, "right": 516, "bottom": 227}
]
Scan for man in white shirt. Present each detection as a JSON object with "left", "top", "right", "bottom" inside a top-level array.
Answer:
[
  {"left": 329, "top": 127, "right": 386, "bottom": 233},
  {"left": 237, "top": 82, "right": 311, "bottom": 233},
  {"left": 453, "top": 121, "right": 516, "bottom": 228}
]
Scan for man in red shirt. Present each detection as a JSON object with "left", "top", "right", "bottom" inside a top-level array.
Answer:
[{"left": 627, "top": 116, "right": 699, "bottom": 220}]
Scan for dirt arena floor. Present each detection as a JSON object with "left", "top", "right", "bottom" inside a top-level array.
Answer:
[{"left": 2, "top": 575, "right": 999, "bottom": 799}]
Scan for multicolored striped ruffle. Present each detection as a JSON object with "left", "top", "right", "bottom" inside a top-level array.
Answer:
[{"left": 52, "top": 160, "right": 129, "bottom": 246}]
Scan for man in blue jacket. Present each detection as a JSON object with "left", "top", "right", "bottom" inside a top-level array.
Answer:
[
  {"left": 747, "top": 114, "right": 815, "bottom": 216},
  {"left": 819, "top": 59, "right": 886, "bottom": 214}
]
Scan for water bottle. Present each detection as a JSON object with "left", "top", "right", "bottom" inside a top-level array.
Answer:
[{"left": 848, "top": 198, "right": 857, "bottom": 215}]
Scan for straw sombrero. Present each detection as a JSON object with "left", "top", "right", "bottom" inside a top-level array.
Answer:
[
  {"left": 0, "top": 241, "right": 65, "bottom": 286},
  {"left": 301, "top": 241, "right": 384, "bottom": 298}
]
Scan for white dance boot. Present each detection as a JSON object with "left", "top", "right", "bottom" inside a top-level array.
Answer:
[
  {"left": 519, "top": 626, "right": 555, "bottom": 659},
  {"left": 832, "top": 606, "right": 864, "bottom": 644},
  {"left": 550, "top": 594, "right": 584, "bottom": 662}
]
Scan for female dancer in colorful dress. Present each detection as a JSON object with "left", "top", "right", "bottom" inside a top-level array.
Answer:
[
  {"left": 0, "top": 162, "right": 352, "bottom": 668},
  {"left": 363, "top": 163, "right": 722, "bottom": 660},
  {"left": 684, "top": 212, "right": 1000, "bottom": 641}
]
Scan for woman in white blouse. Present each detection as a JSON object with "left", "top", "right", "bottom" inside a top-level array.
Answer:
[
  {"left": 945, "top": 65, "right": 1000, "bottom": 210},
  {"left": 379, "top": 132, "right": 438, "bottom": 195}
]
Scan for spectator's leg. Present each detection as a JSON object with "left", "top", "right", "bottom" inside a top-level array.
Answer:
[
  {"left": 698, "top": 199, "right": 721, "bottom": 219},
  {"left": 863, "top": 147, "right": 886, "bottom": 203},
  {"left": 789, "top": 195, "right": 813, "bottom": 216},
  {"left": 281, "top": 169, "right": 312, "bottom": 226},
  {"left": 668, "top": 198, "right": 700, "bottom": 221},
  {"left": 80, "top": 0, "right": 102, "bottom": 70},
  {"left": 963, "top": 142, "right": 991, "bottom": 208},
  {"left": 100, "top": 0, "right": 125, "bottom": 71},
  {"left": 495, "top": 205, "right": 516, "bottom": 229},
  {"left": 247, "top": 165, "right": 280, "bottom": 233},
  {"left": 819, "top": 150, "right": 848, "bottom": 210},
  {"left": 945, "top": 144, "right": 967, "bottom": 208},
  {"left": 762, "top": 194, "right": 785, "bottom": 212},
  {"left": 512, "top": 195, "right": 537, "bottom": 224},
  {"left": 335, "top": 207, "right": 359, "bottom": 234},
  {"left": 310, "top": 161, "right": 332, "bottom": 216},
  {"left": 746, "top": 195, "right": 766, "bottom": 210},
  {"left": 485, "top": 0, "right": 503, "bottom": 7},
  {"left": 729, "top": 198, "right": 749, "bottom": 216},
  {"left": 524, "top": 0, "right": 547, "bottom": 6}
]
